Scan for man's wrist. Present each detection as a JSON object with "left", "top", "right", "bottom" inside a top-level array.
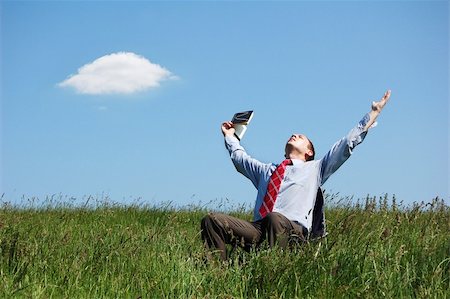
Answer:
[
  {"left": 364, "top": 110, "right": 380, "bottom": 131},
  {"left": 225, "top": 133, "right": 238, "bottom": 142}
]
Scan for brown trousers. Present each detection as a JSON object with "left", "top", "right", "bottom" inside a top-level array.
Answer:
[{"left": 200, "top": 212, "right": 307, "bottom": 261}]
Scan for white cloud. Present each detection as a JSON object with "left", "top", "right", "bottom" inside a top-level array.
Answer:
[{"left": 58, "top": 52, "right": 177, "bottom": 95}]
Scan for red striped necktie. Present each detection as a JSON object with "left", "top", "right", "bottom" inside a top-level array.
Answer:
[{"left": 259, "top": 159, "right": 293, "bottom": 218}]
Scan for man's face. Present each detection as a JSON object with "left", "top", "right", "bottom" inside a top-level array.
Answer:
[{"left": 285, "top": 134, "right": 312, "bottom": 158}]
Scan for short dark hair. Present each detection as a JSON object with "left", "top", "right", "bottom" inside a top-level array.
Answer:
[{"left": 306, "top": 138, "right": 315, "bottom": 161}]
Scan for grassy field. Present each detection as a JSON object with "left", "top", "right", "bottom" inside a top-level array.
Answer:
[{"left": 0, "top": 195, "right": 449, "bottom": 298}]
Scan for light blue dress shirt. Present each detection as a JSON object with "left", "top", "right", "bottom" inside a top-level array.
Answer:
[{"left": 225, "top": 113, "right": 370, "bottom": 231}]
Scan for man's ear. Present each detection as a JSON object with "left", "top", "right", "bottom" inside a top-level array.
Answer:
[{"left": 306, "top": 150, "right": 313, "bottom": 159}]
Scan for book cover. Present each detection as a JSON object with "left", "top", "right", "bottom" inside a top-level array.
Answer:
[{"left": 231, "top": 110, "right": 254, "bottom": 140}]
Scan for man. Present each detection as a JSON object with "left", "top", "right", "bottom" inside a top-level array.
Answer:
[{"left": 201, "top": 90, "right": 392, "bottom": 261}]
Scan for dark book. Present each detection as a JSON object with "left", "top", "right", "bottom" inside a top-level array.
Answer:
[{"left": 231, "top": 110, "right": 254, "bottom": 140}]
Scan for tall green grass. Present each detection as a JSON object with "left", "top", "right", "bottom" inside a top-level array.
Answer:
[{"left": 0, "top": 195, "right": 448, "bottom": 298}]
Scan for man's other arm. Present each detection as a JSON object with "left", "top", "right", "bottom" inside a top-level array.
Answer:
[
  {"left": 364, "top": 90, "right": 391, "bottom": 131},
  {"left": 320, "top": 90, "right": 392, "bottom": 184},
  {"left": 222, "top": 121, "right": 271, "bottom": 188}
]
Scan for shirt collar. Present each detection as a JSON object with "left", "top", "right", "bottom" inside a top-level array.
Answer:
[{"left": 291, "top": 159, "right": 306, "bottom": 166}]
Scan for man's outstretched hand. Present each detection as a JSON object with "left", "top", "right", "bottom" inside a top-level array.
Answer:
[
  {"left": 221, "top": 121, "right": 236, "bottom": 137},
  {"left": 364, "top": 90, "right": 392, "bottom": 131},
  {"left": 371, "top": 90, "right": 391, "bottom": 113}
]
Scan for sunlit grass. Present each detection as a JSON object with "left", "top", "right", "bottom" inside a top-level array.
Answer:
[{"left": 0, "top": 195, "right": 448, "bottom": 298}]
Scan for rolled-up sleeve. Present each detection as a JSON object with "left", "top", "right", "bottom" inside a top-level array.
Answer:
[{"left": 319, "top": 113, "right": 370, "bottom": 185}]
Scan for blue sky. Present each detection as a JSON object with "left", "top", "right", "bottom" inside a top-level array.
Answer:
[{"left": 1, "top": 1, "right": 448, "bottom": 208}]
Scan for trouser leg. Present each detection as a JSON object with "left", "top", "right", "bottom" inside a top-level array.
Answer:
[
  {"left": 200, "top": 212, "right": 262, "bottom": 261},
  {"left": 263, "top": 212, "right": 306, "bottom": 248}
]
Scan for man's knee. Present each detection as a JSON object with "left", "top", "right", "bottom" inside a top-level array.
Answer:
[
  {"left": 201, "top": 213, "right": 215, "bottom": 230},
  {"left": 201, "top": 213, "right": 210, "bottom": 227},
  {"left": 201, "top": 212, "right": 224, "bottom": 232}
]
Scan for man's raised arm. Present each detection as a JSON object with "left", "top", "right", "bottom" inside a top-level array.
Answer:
[
  {"left": 320, "top": 90, "right": 392, "bottom": 184},
  {"left": 222, "top": 121, "right": 271, "bottom": 189},
  {"left": 364, "top": 90, "right": 391, "bottom": 131}
]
